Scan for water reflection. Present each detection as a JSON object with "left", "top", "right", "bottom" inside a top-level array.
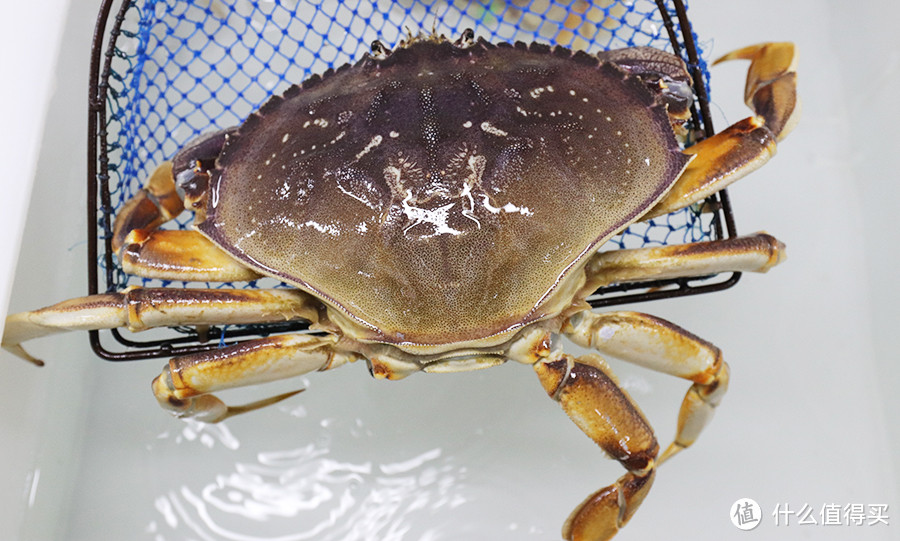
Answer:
[
  {"left": 158, "top": 419, "right": 241, "bottom": 450},
  {"left": 148, "top": 437, "right": 465, "bottom": 540}
]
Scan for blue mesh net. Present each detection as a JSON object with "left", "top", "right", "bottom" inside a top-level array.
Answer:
[{"left": 102, "top": 0, "right": 713, "bottom": 294}]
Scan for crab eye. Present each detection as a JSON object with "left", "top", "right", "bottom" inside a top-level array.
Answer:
[
  {"left": 175, "top": 167, "right": 207, "bottom": 203},
  {"left": 370, "top": 40, "right": 390, "bottom": 59},
  {"left": 454, "top": 28, "right": 476, "bottom": 48},
  {"left": 663, "top": 79, "right": 694, "bottom": 102}
]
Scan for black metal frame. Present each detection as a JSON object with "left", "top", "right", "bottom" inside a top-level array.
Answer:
[{"left": 87, "top": 0, "right": 739, "bottom": 361}]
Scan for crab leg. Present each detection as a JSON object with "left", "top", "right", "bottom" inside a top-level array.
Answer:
[
  {"left": 112, "top": 128, "right": 237, "bottom": 277},
  {"left": 120, "top": 229, "right": 262, "bottom": 282},
  {"left": 152, "top": 333, "right": 362, "bottom": 422},
  {"left": 717, "top": 42, "right": 800, "bottom": 142},
  {"left": 645, "top": 42, "right": 798, "bottom": 218},
  {"left": 645, "top": 117, "right": 775, "bottom": 218},
  {"left": 583, "top": 232, "right": 785, "bottom": 291},
  {"left": 2, "top": 287, "right": 319, "bottom": 365},
  {"left": 111, "top": 161, "right": 184, "bottom": 253},
  {"left": 562, "top": 310, "right": 729, "bottom": 464},
  {"left": 534, "top": 352, "right": 658, "bottom": 541}
]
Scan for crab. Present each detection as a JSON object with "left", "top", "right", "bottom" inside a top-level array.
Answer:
[{"left": 3, "top": 32, "right": 798, "bottom": 540}]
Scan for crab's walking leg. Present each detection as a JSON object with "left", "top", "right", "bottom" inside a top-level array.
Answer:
[
  {"left": 583, "top": 232, "right": 785, "bottom": 291},
  {"left": 563, "top": 311, "right": 728, "bottom": 464},
  {"left": 2, "top": 288, "right": 319, "bottom": 365},
  {"left": 534, "top": 353, "right": 658, "bottom": 541},
  {"left": 646, "top": 42, "right": 798, "bottom": 219},
  {"left": 152, "top": 334, "right": 362, "bottom": 422}
]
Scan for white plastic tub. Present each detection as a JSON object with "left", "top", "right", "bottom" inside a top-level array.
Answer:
[{"left": 2, "top": 1, "right": 897, "bottom": 539}]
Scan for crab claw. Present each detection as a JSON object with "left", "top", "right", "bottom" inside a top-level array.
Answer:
[
  {"left": 714, "top": 42, "right": 800, "bottom": 141},
  {"left": 110, "top": 161, "right": 183, "bottom": 254}
]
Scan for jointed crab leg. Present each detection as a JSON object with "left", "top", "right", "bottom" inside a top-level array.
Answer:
[
  {"left": 535, "top": 309, "right": 728, "bottom": 540},
  {"left": 542, "top": 231, "right": 774, "bottom": 540},
  {"left": 563, "top": 310, "right": 729, "bottom": 465},
  {"left": 645, "top": 42, "right": 798, "bottom": 219},
  {"left": 716, "top": 42, "right": 800, "bottom": 141},
  {"left": 534, "top": 352, "right": 658, "bottom": 541},
  {"left": 2, "top": 288, "right": 319, "bottom": 365},
  {"left": 112, "top": 128, "right": 240, "bottom": 280},
  {"left": 583, "top": 232, "right": 785, "bottom": 291},
  {"left": 152, "top": 333, "right": 361, "bottom": 422},
  {"left": 111, "top": 161, "right": 184, "bottom": 253}
]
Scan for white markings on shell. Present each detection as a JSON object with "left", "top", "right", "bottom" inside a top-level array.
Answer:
[
  {"left": 299, "top": 219, "right": 340, "bottom": 236},
  {"left": 399, "top": 187, "right": 462, "bottom": 238},
  {"left": 460, "top": 155, "right": 486, "bottom": 229},
  {"left": 355, "top": 134, "right": 383, "bottom": 161},
  {"left": 480, "top": 195, "right": 533, "bottom": 217},
  {"left": 335, "top": 167, "right": 381, "bottom": 210},
  {"left": 479, "top": 121, "right": 507, "bottom": 137},
  {"left": 381, "top": 147, "right": 534, "bottom": 239},
  {"left": 529, "top": 85, "right": 554, "bottom": 99}
]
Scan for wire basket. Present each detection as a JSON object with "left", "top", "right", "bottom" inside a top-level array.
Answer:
[{"left": 87, "top": 0, "right": 738, "bottom": 361}]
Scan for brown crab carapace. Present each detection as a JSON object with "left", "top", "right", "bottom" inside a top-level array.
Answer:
[{"left": 4, "top": 34, "right": 798, "bottom": 541}]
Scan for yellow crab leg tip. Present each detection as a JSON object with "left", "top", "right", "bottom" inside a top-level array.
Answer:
[{"left": 713, "top": 42, "right": 796, "bottom": 69}]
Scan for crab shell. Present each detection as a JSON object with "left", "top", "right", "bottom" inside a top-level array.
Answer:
[{"left": 195, "top": 37, "right": 693, "bottom": 355}]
